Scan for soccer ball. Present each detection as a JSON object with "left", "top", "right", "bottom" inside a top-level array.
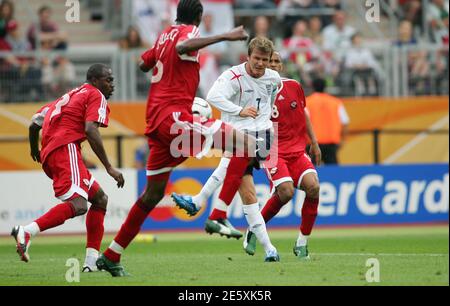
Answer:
[{"left": 192, "top": 97, "right": 213, "bottom": 119}]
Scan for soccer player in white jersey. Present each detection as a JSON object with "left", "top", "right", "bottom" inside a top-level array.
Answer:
[{"left": 173, "top": 37, "right": 282, "bottom": 262}]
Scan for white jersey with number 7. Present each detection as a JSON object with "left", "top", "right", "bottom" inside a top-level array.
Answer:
[{"left": 206, "top": 63, "right": 282, "bottom": 132}]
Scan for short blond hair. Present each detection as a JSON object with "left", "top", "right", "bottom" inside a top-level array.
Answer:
[{"left": 248, "top": 36, "right": 275, "bottom": 57}]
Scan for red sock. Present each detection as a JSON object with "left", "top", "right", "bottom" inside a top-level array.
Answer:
[
  {"left": 35, "top": 203, "right": 76, "bottom": 232},
  {"left": 86, "top": 206, "right": 106, "bottom": 251},
  {"left": 261, "top": 194, "right": 284, "bottom": 223},
  {"left": 209, "top": 209, "right": 227, "bottom": 221},
  {"left": 217, "top": 157, "right": 251, "bottom": 205},
  {"left": 104, "top": 198, "right": 150, "bottom": 262},
  {"left": 300, "top": 197, "right": 319, "bottom": 236}
]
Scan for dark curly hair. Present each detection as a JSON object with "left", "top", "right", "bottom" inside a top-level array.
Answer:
[{"left": 176, "top": 0, "right": 203, "bottom": 25}]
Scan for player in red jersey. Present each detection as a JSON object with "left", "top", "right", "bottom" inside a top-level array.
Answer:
[
  {"left": 11, "top": 64, "right": 125, "bottom": 272},
  {"left": 243, "top": 52, "right": 322, "bottom": 260},
  {"left": 96, "top": 0, "right": 251, "bottom": 277}
]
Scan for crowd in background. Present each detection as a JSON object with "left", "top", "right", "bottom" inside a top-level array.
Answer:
[
  {"left": 0, "top": 1, "right": 75, "bottom": 102},
  {"left": 0, "top": 0, "right": 449, "bottom": 103},
  {"left": 127, "top": 0, "right": 448, "bottom": 97}
]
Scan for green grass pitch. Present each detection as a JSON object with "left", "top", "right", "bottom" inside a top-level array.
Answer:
[{"left": 0, "top": 225, "right": 448, "bottom": 286}]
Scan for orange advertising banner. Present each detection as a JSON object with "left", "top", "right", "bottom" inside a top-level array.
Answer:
[{"left": 0, "top": 97, "right": 448, "bottom": 170}]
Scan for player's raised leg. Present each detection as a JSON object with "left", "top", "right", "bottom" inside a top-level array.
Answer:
[
  {"left": 173, "top": 127, "right": 257, "bottom": 238},
  {"left": 12, "top": 196, "right": 86, "bottom": 263},
  {"left": 172, "top": 157, "right": 231, "bottom": 216},
  {"left": 194, "top": 157, "right": 230, "bottom": 209}
]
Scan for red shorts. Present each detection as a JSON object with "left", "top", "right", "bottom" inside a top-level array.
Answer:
[
  {"left": 146, "top": 112, "right": 225, "bottom": 178},
  {"left": 265, "top": 152, "right": 317, "bottom": 192},
  {"left": 43, "top": 143, "right": 100, "bottom": 201}
]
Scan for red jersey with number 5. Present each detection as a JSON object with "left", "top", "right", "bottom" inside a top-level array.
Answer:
[
  {"left": 39, "top": 84, "right": 110, "bottom": 163},
  {"left": 272, "top": 78, "right": 308, "bottom": 155},
  {"left": 141, "top": 24, "right": 201, "bottom": 135}
]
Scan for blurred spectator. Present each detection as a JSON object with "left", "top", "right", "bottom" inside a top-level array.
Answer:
[
  {"left": 119, "top": 25, "right": 151, "bottom": 50},
  {"left": 203, "top": 0, "right": 234, "bottom": 36},
  {"left": 4, "top": 21, "right": 30, "bottom": 52},
  {"left": 200, "top": 14, "right": 227, "bottom": 61},
  {"left": 28, "top": 6, "right": 68, "bottom": 50},
  {"left": 119, "top": 25, "right": 150, "bottom": 98},
  {"left": 282, "top": 20, "right": 320, "bottom": 85},
  {"left": 319, "top": 0, "right": 342, "bottom": 27},
  {"left": 279, "top": 0, "right": 318, "bottom": 36},
  {"left": 0, "top": 0, "right": 14, "bottom": 39},
  {"left": 132, "top": 0, "right": 172, "bottom": 46},
  {"left": 307, "top": 16, "right": 324, "bottom": 46},
  {"left": 343, "top": 33, "right": 381, "bottom": 96},
  {"left": 249, "top": 16, "right": 274, "bottom": 41},
  {"left": 322, "top": 10, "right": 356, "bottom": 61},
  {"left": 427, "top": 0, "right": 449, "bottom": 43},
  {"left": 42, "top": 55, "right": 76, "bottom": 99},
  {"left": 397, "top": 0, "right": 423, "bottom": 31},
  {"left": 199, "top": 50, "right": 220, "bottom": 98},
  {"left": 235, "top": 0, "right": 277, "bottom": 9},
  {"left": 395, "top": 20, "right": 431, "bottom": 95},
  {"left": 306, "top": 78, "right": 350, "bottom": 165},
  {"left": 0, "top": 21, "right": 43, "bottom": 102}
]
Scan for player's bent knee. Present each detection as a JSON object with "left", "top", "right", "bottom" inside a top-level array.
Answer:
[
  {"left": 98, "top": 193, "right": 108, "bottom": 210},
  {"left": 278, "top": 184, "right": 295, "bottom": 203},
  {"left": 72, "top": 201, "right": 88, "bottom": 216},
  {"left": 306, "top": 184, "right": 320, "bottom": 200}
]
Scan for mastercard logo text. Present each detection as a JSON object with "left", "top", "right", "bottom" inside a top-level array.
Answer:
[{"left": 148, "top": 178, "right": 207, "bottom": 222}]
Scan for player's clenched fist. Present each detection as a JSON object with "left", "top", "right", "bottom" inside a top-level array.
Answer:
[{"left": 224, "top": 26, "right": 249, "bottom": 42}]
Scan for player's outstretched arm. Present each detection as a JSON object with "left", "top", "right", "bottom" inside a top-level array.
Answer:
[
  {"left": 85, "top": 121, "right": 125, "bottom": 188},
  {"left": 28, "top": 122, "right": 42, "bottom": 163},
  {"left": 176, "top": 26, "right": 249, "bottom": 55}
]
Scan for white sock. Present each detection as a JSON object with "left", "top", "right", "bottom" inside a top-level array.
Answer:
[
  {"left": 243, "top": 203, "right": 276, "bottom": 254},
  {"left": 24, "top": 222, "right": 40, "bottom": 237},
  {"left": 193, "top": 158, "right": 230, "bottom": 209},
  {"left": 84, "top": 248, "right": 99, "bottom": 266},
  {"left": 109, "top": 240, "right": 124, "bottom": 255},
  {"left": 86, "top": 248, "right": 99, "bottom": 258},
  {"left": 297, "top": 233, "right": 309, "bottom": 247}
]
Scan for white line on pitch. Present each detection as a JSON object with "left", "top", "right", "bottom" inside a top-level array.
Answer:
[{"left": 313, "top": 253, "right": 448, "bottom": 257}]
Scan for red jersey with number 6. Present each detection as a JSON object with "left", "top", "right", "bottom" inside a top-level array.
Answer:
[
  {"left": 141, "top": 24, "right": 201, "bottom": 135},
  {"left": 39, "top": 84, "right": 110, "bottom": 163},
  {"left": 272, "top": 78, "right": 308, "bottom": 155}
]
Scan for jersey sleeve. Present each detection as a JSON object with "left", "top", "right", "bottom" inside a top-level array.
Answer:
[
  {"left": 31, "top": 103, "right": 52, "bottom": 127},
  {"left": 85, "top": 89, "right": 110, "bottom": 127},
  {"left": 141, "top": 45, "right": 157, "bottom": 70},
  {"left": 297, "top": 82, "right": 307, "bottom": 109},
  {"left": 206, "top": 70, "right": 243, "bottom": 116}
]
